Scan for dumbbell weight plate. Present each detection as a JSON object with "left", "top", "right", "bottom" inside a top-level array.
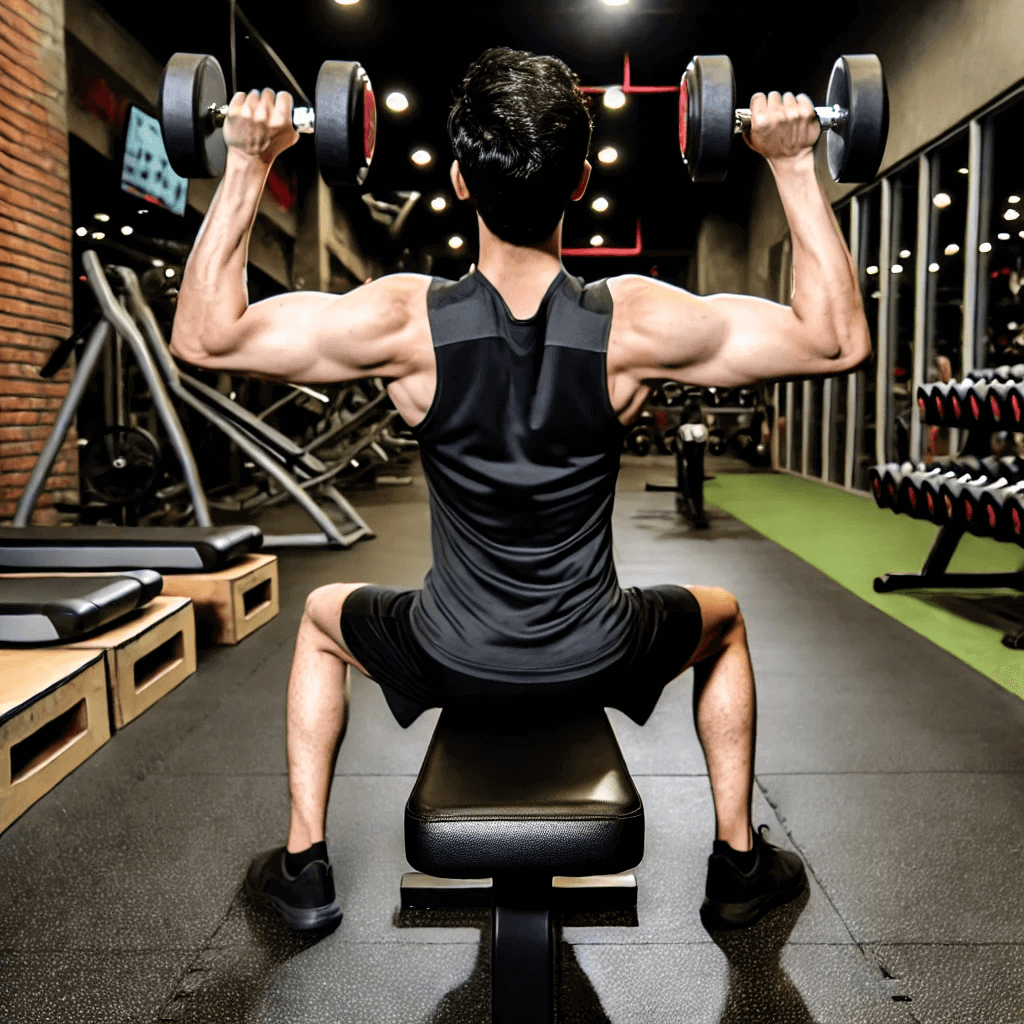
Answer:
[
  {"left": 825, "top": 54, "right": 889, "bottom": 183},
  {"left": 158, "top": 53, "right": 228, "bottom": 179},
  {"left": 315, "top": 61, "right": 376, "bottom": 188},
  {"left": 679, "top": 55, "right": 735, "bottom": 183}
]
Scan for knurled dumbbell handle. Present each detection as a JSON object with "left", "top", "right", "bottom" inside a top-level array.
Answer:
[
  {"left": 208, "top": 103, "right": 316, "bottom": 134},
  {"left": 733, "top": 104, "right": 848, "bottom": 134}
]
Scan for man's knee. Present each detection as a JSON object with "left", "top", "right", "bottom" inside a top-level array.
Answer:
[{"left": 304, "top": 583, "right": 366, "bottom": 653}]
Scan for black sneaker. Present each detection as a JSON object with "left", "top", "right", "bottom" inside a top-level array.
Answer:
[
  {"left": 700, "top": 824, "right": 808, "bottom": 931},
  {"left": 244, "top": 847, "right": 343, "bottom": 932}
]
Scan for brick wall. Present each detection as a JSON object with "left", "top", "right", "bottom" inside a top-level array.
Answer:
[{"left": 0, "top": 0, "right": 76, "bottom": 524}]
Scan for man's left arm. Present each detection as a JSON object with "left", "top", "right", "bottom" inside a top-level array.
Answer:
[{"left": 168, "top": 87, "right": 420, "bottom": 384}]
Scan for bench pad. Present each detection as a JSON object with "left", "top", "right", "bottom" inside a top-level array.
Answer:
[
  {"left": 0, "top": 526, "right": 261, "bottom": 573},
  {"left": 0, "top": 570, "right": 163, "bottom": 644},
  {"left": 405, "top": 704, "right": 645, "bottom": 878}
]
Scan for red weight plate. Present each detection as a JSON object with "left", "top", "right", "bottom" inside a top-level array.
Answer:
[
  {"left": 363, "top": 80, "right": 377, "bottom": 163},
  {"left": 678, "top": 73, "right": 688, "bottom": 157}
]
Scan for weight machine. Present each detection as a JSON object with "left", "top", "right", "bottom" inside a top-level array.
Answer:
[{"left": 15, "top": 251, "right": 387, "bottom": 548}]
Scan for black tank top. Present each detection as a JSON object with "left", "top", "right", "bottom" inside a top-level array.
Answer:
[{"left": 407, "top": 267, "right": 632, "bottom": 682}]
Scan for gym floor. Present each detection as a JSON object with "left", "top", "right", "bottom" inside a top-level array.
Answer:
[{"left": 2, "top": 455, "right": 1023, "bottom": 1023}]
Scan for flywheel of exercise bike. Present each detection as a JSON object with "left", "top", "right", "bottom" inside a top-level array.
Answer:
[{"left": 81, "top": 426, "right": 163, "bottom": 505}]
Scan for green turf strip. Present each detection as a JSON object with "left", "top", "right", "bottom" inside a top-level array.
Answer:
[{"left": 704, "top": 472, "right": 1024, "bottom": 700}]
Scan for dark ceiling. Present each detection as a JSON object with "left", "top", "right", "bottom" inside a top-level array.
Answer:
[{"left": 89, "top": 0, "right": 892, "bottom": 284}]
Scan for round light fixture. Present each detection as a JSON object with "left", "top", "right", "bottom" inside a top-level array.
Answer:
[
  {"left": 603, "top": 88, "right": 626, "bottom": 110},
  {"left": 385, "top": 91, "right": 409, "bottom": 113}
]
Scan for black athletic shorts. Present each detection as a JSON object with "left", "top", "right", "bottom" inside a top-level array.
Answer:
[{"left": 339, "top": 585, "right": 703, "bottom": 728}]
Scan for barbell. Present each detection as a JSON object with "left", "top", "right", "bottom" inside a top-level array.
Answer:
[{"left": 157, "top": 52, "right": 376, "bottom": 187}]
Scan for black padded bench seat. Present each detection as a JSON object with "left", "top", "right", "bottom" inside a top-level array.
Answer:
[
  {"left": 0, "top": 570, "right": 163, "bottom": 644},
  {"left": 0, "top": 526, "right": 261, "bottom": 574},
  {"left": 401, "top": 704, "right": 645, "bottom": 1024}
]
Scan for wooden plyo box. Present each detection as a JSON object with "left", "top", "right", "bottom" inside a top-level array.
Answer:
[
  {"left": 66, "top": 596, "right": 196, "bottom": 730},
  {"left": 159, "top": 554, "right": 278, "bottom": 646},
  {"left": 0, "top": 648, "right": 110, "bottom": 834}
]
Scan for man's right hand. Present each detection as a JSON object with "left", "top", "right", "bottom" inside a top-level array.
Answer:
[
  {"left": 223, "top": 88, "right": 300, "bottom": 170},
  {"left": 742, "top": 91, "right": 820, "bottom": 167}
]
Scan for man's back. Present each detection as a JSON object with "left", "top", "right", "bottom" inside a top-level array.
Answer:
[{"left": 405, "top": 266, "right": 634, "bottom": 681}]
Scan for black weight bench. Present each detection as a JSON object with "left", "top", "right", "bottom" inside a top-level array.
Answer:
[
  {"left": 0, "top": 570, "right": 163, "bottom": 644},
  {"left": 0, "top": 526, "right": 261, "bottom": 574},
  {"left": 400, "top": 703, "right": 645, "bottom": 1024}
]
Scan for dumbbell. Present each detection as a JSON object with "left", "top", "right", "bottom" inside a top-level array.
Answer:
[
  {"left": 158, "top": 53, "right": 376, "bottom": 187},
  {"left": 965, "top": 364, "right": 1024, "bottom": 383},
  {"left": 938, "top": 459, "right": 1019, "bottom": 530},
  {"left": 985, "top": 380, "right": 1024, "bottom": 427},
  {"left": 959, "top": 459, "right": 1024, "bottom": 536},
  {"left": 980, "top": 480, "right": 1024, "bottom": 543},
  {"left": 907, "top": 458, "right": 986, "bottom": 522},
  {"left": 679, "top": 53, "right": 888, "bottom": 183},
  {"left": 916, "top": 381, "right": 956, "bottom": 425},
  {"left": 869, "top": 461, "right": 908, "bottom": 510}
]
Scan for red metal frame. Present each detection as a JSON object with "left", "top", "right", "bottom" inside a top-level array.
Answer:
[
  {"left": 567, "top": 53, "right": 681, "bottom": 255},
  {"left": 580, "top": 53, "right": 680, "bottom": 96}
]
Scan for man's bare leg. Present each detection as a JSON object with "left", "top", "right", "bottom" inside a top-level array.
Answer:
[
  {"left": 681, "top": 586, "right": 756, "bottom": 853},
  {"left": 285, "top": 582, "right": 370, "bottom": 854}
]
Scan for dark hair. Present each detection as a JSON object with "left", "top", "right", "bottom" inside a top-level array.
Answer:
[{"left": 448, "top": 47, "right": 594, "bottom": 246}]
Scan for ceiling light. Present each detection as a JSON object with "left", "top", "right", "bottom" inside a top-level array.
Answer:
[
  {"left": 1009, "top": 195, "right": 1021, "bottom": 204},
  {"left": 601, "top": 0, "right": 630, "bottom": 5},
  {"left": 958, "top": 167, "right": 969, "bottom": 175},
  {"left": 899, "top": 249, "right": 911, "bottom": 259},
  {"left": 891, "top": 264, "right": 903, "bottom": 274},
  {"left": 91, "top": 231, "right": 105, "bottom": 240},
  {"left": 870, "top": 290, "right": 881, "bottom": 299},
  {"left": 866, "top": 265, "right": 878, "bottom": 275},
  {"left": 75, "top": 227, "right": 87, "bottom": 237},
  {"left": 120, "top": 225, "right": 133, "bottom": 236},
  {"left": 333, "top": 0, "right": 360, "bottom": 5},
  {"left": 410, "top": 148, "right": 433, "bottom": 167},
  {"left": 944, "top": 243, "right": 960, "bottom": 256},
  {"left": 93, "top": 213, "right": 109, "bottom": 222},
  {"left": 152, "top": 259, "right": 165, "bottom": 267},
  {"left": 1009, "top": 322, "right": 1020, "bottom": 331},
  {"left": 385, "top": 91, "right": 409, "bottom": 113},
  {"left": 603, "top": 88, "right": 626, "bottom": 110},
  {"left": 164, "top": 268, "right": 175, "bottom": 278},
  {"left": 933, "top": 192, "right": 952, "bottom": 209},
  {"left": 591, "top": 196, "right": 610, "bottom": 213},
  {"left": 430, "top": 194, "right": 448, "bottom": 212},
  {"left": 979, "top": 242, "right": 992, "bottom": 253},
  {"left": 448, "top": 235, "right": 464, "bottom": 250},
  {"left": 1019, "top": 231, "right": 1024, "bottom": 239},
  {"left": 590, "top": 235, "right": 605, "bottom": 246},
  {"left": 137, "top": 208, "right": 149, "bottom": 215},
  {"left": 597, "top": 146, "right": 619, "bottom": 164},
  {"left": 1004, "top": 209, "right": 1021, "bottom": 221},
  {"left": 928, "top": 262, "right": 940, "bottom": 273},
  {"left": 998, "top": 232, "right": 1011, "bottom": 240}
]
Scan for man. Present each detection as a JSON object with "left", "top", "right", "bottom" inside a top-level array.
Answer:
[{"left": 170, "top": 48, "right": 870, "bottom": 934}]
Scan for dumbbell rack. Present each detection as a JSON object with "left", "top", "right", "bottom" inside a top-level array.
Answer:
[{"left": 871, "top": 369, "right": 1024, "bottom": 648}]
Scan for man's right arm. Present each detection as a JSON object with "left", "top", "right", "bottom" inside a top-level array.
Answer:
[{"left": 613, "top": 91, "right": 872, "bottom": 388}]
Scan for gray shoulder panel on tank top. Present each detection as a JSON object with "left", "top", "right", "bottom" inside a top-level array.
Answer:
[
  {"left": 427, "top": 275, "right": 500, "bottom": 348},
  {"left": 545, "top": 276, "right": 613, "bottom": 352}
]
